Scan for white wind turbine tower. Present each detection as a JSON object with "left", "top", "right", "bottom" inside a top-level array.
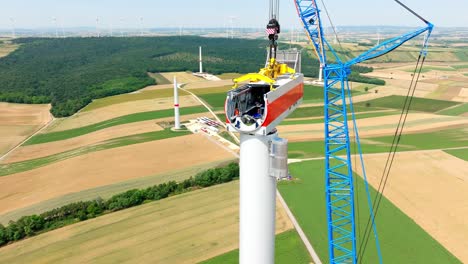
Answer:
[
  {"left": 96, "top": 17, "right": 100, "bottom": 37},
  {"left": 377, "top": 29, "right": 381, "bottom": 46},
  {"left": 109, "top": 23, "right": 114, "bottom": 37},
  {"left": 52, "top": 17, "right": 59, "bottom": 38},
  {"left": 9, "top": 17, "right": 16, "bottom": 39},
  {"left": 229, "top": 16, "right": 237, "bottom": 39},
  {"left": 139, "top": 17, "right": 144, "bottom": 37},
  {"left": 120, "top": 18, "right": 125, "bottom": 37},
  {"left": 333, "top": 26, "right": 339, "bottom": 45},
  {"left": 179, "top": 25, "right": 183, "bottom": 37},
  {"left": 60, "top": 18, "right": 65, "bottom": 38}
]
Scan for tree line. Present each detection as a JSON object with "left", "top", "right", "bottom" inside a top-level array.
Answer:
[
  {"left": 0, "top": 37, "right": 382, "bottom": 117},
  {"left": 0, "top": 162, "right": 239, "bottom": 247}
]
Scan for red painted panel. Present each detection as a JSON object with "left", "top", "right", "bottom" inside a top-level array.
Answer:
[
  {"left": 263, "top": 83, "right": 304, "bottom": 127},
  {"left": 224, "top": 98, "right": 231, "bottom": 124}
]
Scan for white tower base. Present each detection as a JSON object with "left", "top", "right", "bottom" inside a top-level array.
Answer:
[
  {"left": 319, "top": 65, "right": 323, "bottom": 82},
  {"left": 173, "top": 76, "right": 181, "bottom": 129},
  {"left": 199, "top": 46, "right": 203, "bottom": 73},
  {"left": 239, "top": 133, "right": 277, "bottom": 264}
]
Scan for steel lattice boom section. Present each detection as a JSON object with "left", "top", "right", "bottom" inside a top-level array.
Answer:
[
  {"left": 294, "top": 0, "right": 434, "bottom": 263},
  {"left": 324, "top": 65, "right": 357, "bottom": 263}
]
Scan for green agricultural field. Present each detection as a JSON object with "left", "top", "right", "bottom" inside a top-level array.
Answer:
[
  {"left": 198, "top": 93, "right": 229, "bottom": 111},
  {"left": 355, "top": 95, "right": 459, "bottom": 113},
  {"left": 0, "top": 159, "right": 234, "bottom": 224},
  {"left": 288, "top": 104, "right": 380, "bottom": 119},
  {"left": 82, "top": 88, "right": 188, "bottom": 112},
  {"left": 0, "top": 129, "right": 191, "bottom": 177},
  {"left": 451, "top": 64, "right": 468, "bottom": 70},
  {"left": 454, "top": 48, "right": 468, "bottom": 62},
  {"left": 25, "top": 106, "right": 206, "bottom": 145},
  {"left": 278, "top": 160, "right": 461, "bottom": 263},
  {"left": 404, "top": 66, "right": 457, "bottom": 73},
  {"left": 437, "top": 103, "right": 468, "bottom": 116},
  {"left": 216, "top": 73, "right": 242, "bottom": 80},
  {"left": 288, "top": 127, "right": 468, "bottom": 159},
  {"left": 190, "top": 85, "right": 232, "bottom": 95},
  {"left": 444, "top": 148, "right": 468, "bottom": 161},
  {"left": 281, "top": 110, "right": 399, "bottom": 126},
  {"left": 148, "top": 72, "right": 171, "bottom": 85},
  {"left": 200, "top": 230, "right": 312, "bottom": 264}
]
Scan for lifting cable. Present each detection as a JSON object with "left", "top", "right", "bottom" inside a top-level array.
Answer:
[
  {"left": 318, "top": 0, "right": 351, "bottom": 61},
  {"left": 357, "top": 1, "right": 431, "bottom": 260},
  {"left": 358, "top": 51, "right": 428, "bottom": 261},
  {"left": 349, "top": 81, "right": 362, "bottom": 248}
]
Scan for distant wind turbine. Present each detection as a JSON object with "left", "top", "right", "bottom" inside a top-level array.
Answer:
[
  {"left": 9, "top": 17, "right": 16, "bottom": 38},
  {"left": 96, "top": 17, "right": 100, "bottom": 37},
  {"left": 120, "top": 18, "right": 125, "bottom": 37},
  {"left": 229, "top": 16, "right": 237, "bottom": 39},
  {"left": 139, "top": 17, "right": 144, "bottom": 37},
  {"left": 52, "top": 17, "right": 59, "bottom": 38}
]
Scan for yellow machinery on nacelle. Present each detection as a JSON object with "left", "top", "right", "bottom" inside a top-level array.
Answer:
[{"left": 233, "top": 58, "right": 296, "bottom": 90}]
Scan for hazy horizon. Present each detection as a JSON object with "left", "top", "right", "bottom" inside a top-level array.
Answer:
[{"left": 0, "top": 0, "right": 465, "bottom": 30}]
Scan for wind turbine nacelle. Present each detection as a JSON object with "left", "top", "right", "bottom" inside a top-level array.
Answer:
[{"left": 225, "top": 73, "right": 304, "bottom": 135}]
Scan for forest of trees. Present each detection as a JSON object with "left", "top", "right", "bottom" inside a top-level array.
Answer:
[
  {"left": 0, "top": 162, "right": 239, "bottom": 247},
  {"left": 0, "top": 37, "right": 382, "bottom": 117}
]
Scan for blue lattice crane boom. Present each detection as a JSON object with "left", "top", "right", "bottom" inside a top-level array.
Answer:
[{"left": 294, "top": 1, "right": 434, "bottom": 263}]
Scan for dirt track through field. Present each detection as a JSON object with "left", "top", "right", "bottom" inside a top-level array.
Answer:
[
  {"left": 279, "top": 113, "right": 468, "bottom": 142},
  {"left": 0, "top": 103, "right": 51, "bottom": 156},
  {"left": 0, "top": 134, "right": 233, "bottom": 216},
  {"left": 354, "top": 150, "right": 468, "bottom": 262},
  {"left": 0, "top": 181, "right": 293, "bottom": 264}
]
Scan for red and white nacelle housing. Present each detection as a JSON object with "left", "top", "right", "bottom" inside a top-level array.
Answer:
[{"left": 225, "top": 73, "right": 304, "bottom": 135}]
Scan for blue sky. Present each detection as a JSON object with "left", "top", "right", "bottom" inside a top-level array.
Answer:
[{"left": 0, "top": 0, "right": 465, "bottom": 29}]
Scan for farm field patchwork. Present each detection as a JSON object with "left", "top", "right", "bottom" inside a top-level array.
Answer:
[
  {"left": 0, "top": 181, "right": 293, "bottom": 264},
  {"left": 0, "top": 129, "right": 190, "bottom": 177},
  {"left": 0, "top": 159, "right": 234, "bottom": 224},
  {"left": 50, "top": 94, "right": 201, "bottom": 132},
  {"left": 354, "top": 95, "right": 460, "bottom": 113},
  {"left": 0, "top": 134, "right": 234, "bottom": 216},
  {"left": 354, "top": 150, "right": 468, "bottom": 262},
  {"left": 81, "top": 88, "right": 189, "bottom": 112},
  {"left": 278, "top": 160, "right": 461, "bottom": 263},
  {"left": 287, "top": 126, "right": 468, "bottom": 159},
  {"left": 280, "top": 113, "right": 468, "bottom": 143},
  {"left": 26, "top": 106, "right": 207, "bottom": 145},
  {"left": 3, "top": 120, "right": 165, "bottom": 163}
]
